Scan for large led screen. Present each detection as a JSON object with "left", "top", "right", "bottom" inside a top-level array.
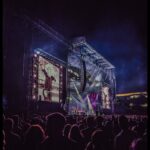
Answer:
[{"left": 34, "top": 55, "right": 60, "bottom": 102}]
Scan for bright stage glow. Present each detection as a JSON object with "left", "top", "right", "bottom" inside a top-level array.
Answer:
[
  {"left": 129, "top": 103, "right": 134, "bottom": 107},
  {"left": 141, "top": 103, "right": 148, "bottom": 107},
  {"left": 33, "top": 84, "right": 36, "bottom": 88},
  {"left": 116, "top": 92, "right": 147, "bottom": 97},
  {"left": 102, "top": 86, "right": 111, "bottom": 109},
  {"left": 34, "top": 54, "right": 38, "bottom": 57},
  {"left": 32, "top": 95, "right": 36, "bottom": 99},
  {"left": 87, "top": 95, "right": 95, "bottom": 115},
  {"left": 36, "top": 51, "right": 40, "bottom": 54}
]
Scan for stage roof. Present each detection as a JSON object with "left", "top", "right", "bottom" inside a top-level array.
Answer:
[{"left": 72, "top": 37, "right": 115, "bottom": 70}]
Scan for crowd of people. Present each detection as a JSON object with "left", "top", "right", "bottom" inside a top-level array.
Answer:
[{"left": 2, "top": 112, "right": 147, "bottom": 150}]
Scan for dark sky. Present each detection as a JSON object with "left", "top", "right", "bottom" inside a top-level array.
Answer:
[{"left": 4, "top": 0, "right": 147, "bottom": 93}]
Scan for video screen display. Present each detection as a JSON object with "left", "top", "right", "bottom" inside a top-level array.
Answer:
[{"left": 37, "top": 55, "right": 60, "bottom": 102}]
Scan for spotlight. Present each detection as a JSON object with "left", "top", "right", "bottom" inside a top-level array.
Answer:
[
  {"left": 141, "top": 103, "right": 147, "bottom": 107},
  {"left": 106, "top": 105, "right": 110, "bottom": 109},
  {"left": 32, "top": 95, "right": 36, "bottom": 99},
  {"left": 34, "top": 64, "right": 37, "bottom": 68},
  {"left": 33, "top": 84, "right": 36, "bottom": 88},
  {"left": 106, "top": 102, "right": 110, "bottom": 105},
  {"left": 34, "top": 54, "right": 37, "bottom": 57},
  {"left": 36, "top": 51, "right": 40, "bottom": 54},
  {"left": 129, "top": 103, "right": 134, "bottom": 107}
]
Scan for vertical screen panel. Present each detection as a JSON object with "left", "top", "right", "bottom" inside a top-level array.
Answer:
[{"left": 38, "top": 55, "right": 60, "bottom": 102}]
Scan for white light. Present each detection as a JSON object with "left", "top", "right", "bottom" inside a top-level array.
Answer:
[
  {"left": 32, "top": 95, "right": 36, "bottom": 99},
  {"left": 33, "top": 84, "right": 36, "bottom": 88},
  {"left": 106, "top": 105, "right": 110, "bottom": 109},
  {"left": 103, "top": 87, "right": 109, "bottom": 93},
  {"left": 102, "top": 86, "right": 110, "bottom": 109},
  {"left": 34, "top": 64, "right": 37, "bottom": 68},
  {"left": 129, "top": 103, "right": 134, "bottom": 107},
  {"left": 33, "top": 74, "right": 37, "bottom": 78},
  {"left": 36, "top": 51, "right": 40, "bottom": 54},
  {"left": 106, "top": 102, "right": 110, "bottom": 105},
  {"left": 34, "top": 54, "right": 37, "bottom": 57},
  {"left": 141, "top": 103, "right": 148, "bottom": 107}
]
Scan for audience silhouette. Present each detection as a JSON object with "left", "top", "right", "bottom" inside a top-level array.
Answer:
[{"left": 3, "top": 113, "right": 147, "bottom": 150}]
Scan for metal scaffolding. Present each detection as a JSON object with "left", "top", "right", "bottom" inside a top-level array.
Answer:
[{"left": 68, "top": 37, "right": 116, "bottom": 114}]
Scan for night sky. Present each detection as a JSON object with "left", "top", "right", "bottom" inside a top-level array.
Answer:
[{"left": 4, "top": 0, "right": 147, "bottom": 94}]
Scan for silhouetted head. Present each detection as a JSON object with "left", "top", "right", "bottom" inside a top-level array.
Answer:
[
  {"left": 104, "top": 121, "right": 112, "bottom": 132},
  {"left": 46, "top": 112, "right": 66, "bottom": 137},
  {"left": 68, "top": 124, "right": 83, "bottom": 142},
  {"left": 91, "top": 130, "right": 105, "bottom": 150},
  {"left": 24, "top": 124, "right": 45, "bottom": 146},
  {"left": 11, "top": 115, "right": 19, "bottom": 126},
  {"left": 79, "top": 123, "right": 85, "bottom": 130},
  {"left": 4, "top": 118, "right": 14, "bottom": 132},
  {"left": 31, "top": 117, "right": 44, "bottom": 129},
  {"left": 95, "top": 116, "right": 104, "bottom": 127},
  {"left": 86, "top": 116, "right": 95, "bottom": 128},
  {"left": 118, "top": 115, "right": 128, "bottom": 130},
  {"left": 131, "top": 138, "right": 147, "bottom": 150},
  {"left": 136, "top": 122, "right": 146, "bottom": 137},
  {"left": 63, "top": 124, "right": 71, "bottom": 137}
]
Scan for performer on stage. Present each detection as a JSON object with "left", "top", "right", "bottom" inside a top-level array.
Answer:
[{"left": 42, "top": 69, "right": 56, "bottom": 102}]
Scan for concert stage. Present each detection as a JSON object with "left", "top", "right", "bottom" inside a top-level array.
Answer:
[
  {"left": 4, "top": 15, "right": 116, "bottom": 115},
  {"left": 28, "top": 37, "right": 116, "bottom": 115}
]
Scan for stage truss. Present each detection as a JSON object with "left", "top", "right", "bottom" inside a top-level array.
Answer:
[{"left": 67, "top": 37, "right": 116, "bottom": 115}]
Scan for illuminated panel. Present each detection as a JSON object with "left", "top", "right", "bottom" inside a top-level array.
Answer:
[
  {"left": 101, "top": 86, "right": 111, "bottom": 109},
  {"left": 32, "top": 52, "right": 64, "bottom": 103},
  {"left": 38, "top": 55, "right": 60, "bottom": 102}
]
